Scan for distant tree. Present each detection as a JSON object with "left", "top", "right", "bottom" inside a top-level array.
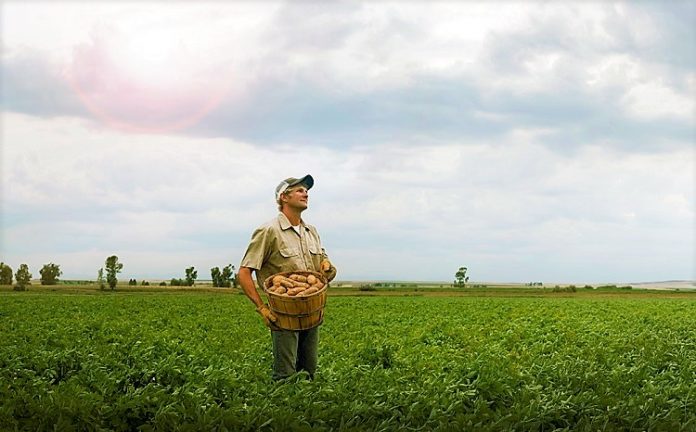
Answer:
[
  {"left": 0, "top": 262, "right": 12, "bottom": 285},
  {"left": 185, "top": 267, "right": 198, "bottom": 286},
  {"left": 159, "top": 281, "right": 167, "bottom": 286},
  {"left": 210, "top": 267, "right": 221, "bottom": 287},
  {"left": 128, "top": 278, "right": 137, "bottom": 286},
  {"left": 231, "top": 265, "right": 238, "bottom": 288},
  {"left": 104, "top": 256, "right": 123, "bottom": 290},
  {"left": 211, "top": 265, "right": 235, "bottom": 288},
  {"left": 454, "top": 266, "right": 469, "bottom": 288},
  {"left": 14, "top": 264, "right": 32, "bottom": 291},
  {"left": 141, "top": 280, "right": 150, "bottom": 286},
  {"left": 221, "top": 264, "right": 235, "bottom": 288},
  {"left": 39, "top": 263, "right": 62, "bottom": 285},
  {"left": 97, "top": 268, "right": 106, "bottom": 290}
]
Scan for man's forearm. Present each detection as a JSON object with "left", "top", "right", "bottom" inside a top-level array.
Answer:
[{"left": 238, "top": 267, "right": 265, "bottom": 308}]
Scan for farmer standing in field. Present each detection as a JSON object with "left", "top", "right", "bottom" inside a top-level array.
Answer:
[{"left": 238, "top": 174, "right": 337, "bottom": 380}]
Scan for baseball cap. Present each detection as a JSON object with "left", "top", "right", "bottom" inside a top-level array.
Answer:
[{"left": 275, "top": 174, "right": 314, "bottom": 201}]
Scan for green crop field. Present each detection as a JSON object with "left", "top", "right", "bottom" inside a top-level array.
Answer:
[{"left": 1, "top": 289, "right": 695, "bottom": 431}]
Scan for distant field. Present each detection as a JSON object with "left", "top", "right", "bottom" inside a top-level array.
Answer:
[
  {"left": 4, "top": 280, "right": 695, "bottom": 297},
  {"left": 1, "top": 289, "right": 694, "bottom": 430}
]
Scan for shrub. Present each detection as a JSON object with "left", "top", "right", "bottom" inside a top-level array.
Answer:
[{"left": 553, "top": 285, "right": 576, "bottom": 293}]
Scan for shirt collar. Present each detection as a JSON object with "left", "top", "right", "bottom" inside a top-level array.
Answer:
[{"left": 277, "top": 212, "right": 306, "bottom": 231}]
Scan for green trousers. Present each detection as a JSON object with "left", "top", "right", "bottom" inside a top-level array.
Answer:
[{"left": 271, "top": 326, "right": 319, "bottom": 380}]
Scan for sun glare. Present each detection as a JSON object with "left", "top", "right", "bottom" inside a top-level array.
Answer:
[
  {"left": 65, "top": 26, "right": 232, "bottom": 133},
  {"left": 117, "top": 29, "right": 188, "bottom": 87}
]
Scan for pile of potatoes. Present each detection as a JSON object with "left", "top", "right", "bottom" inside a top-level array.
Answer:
[{"left": 267, "top": 273, "right": 325, "bottom": 297}]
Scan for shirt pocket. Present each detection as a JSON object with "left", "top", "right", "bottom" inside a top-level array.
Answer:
[
  {"left": 307, "top": 237, "right": 321, "bottom": 255},
  {"left": 279, "top": 246, "right": 299, "bottom": 258},
  {"left": 277, "top": 246, "right": 302, "bottom": 272}
]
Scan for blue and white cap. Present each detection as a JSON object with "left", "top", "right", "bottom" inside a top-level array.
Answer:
[{"left": 275, "top": 174, "right": 314, "bottom": 202}]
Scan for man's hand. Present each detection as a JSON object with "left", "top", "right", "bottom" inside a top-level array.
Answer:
[
  {"left": 320, "top": 259, "right": 337, "bottom": 282},
  {"left": 256, "top": 304, "right": 280, "bottom": 330}
]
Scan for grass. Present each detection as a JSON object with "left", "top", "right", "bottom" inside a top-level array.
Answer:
[{"left": 1, "top": 287, "right": 694, "bottom": 430}]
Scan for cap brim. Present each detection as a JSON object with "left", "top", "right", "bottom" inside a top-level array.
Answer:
[{"left": 289, "top": 174, "right": 314, "bottom": 190}]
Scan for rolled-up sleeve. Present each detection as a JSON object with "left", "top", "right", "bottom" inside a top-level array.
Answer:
[{"left": 240, "top": 226, "right": 272, "bottom": 270}]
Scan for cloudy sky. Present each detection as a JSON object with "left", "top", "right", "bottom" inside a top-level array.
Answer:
[{"left": 1, "top": 1, "right": 694, "bottom": 284}]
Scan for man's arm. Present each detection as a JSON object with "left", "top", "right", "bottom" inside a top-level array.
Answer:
[
  {"left": 238, "top": 266, "right": 265, "bottom": 308},
  {"left": 239, "top": 266, "right": 278, "bottom": 329}
]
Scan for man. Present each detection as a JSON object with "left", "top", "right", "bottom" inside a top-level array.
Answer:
[{"left": 238, "top": 174, "right": 337, "bottom": 380}]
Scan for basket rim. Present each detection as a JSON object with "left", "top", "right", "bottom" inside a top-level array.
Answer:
[{"left": 263, "top": 270, "right": 328, "bottom": 299}]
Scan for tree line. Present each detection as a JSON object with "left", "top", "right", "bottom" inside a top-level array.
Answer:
[{"left": 0, "top": 256, "right": 238, "bottom": 291}]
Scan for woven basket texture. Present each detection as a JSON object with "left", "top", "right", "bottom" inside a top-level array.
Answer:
[{"left": 263, "top": 271, "right": 328, "bottom": 330}]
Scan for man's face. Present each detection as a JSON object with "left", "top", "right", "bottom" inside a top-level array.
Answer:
[{"left": 283, "top": 186, "right": 309, "bottom": 210}]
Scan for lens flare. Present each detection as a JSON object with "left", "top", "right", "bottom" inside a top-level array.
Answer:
[{"left": 63, "top": 30, "right": 233, "bottom": 134}]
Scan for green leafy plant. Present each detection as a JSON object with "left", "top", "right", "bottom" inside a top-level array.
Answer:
[{"left": 1, "top": 292, "right": 694, "bottom": 430}]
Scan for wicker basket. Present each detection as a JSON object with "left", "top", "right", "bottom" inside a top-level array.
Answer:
[{"left": 262, "top": 271, "right": 328, "bottom": 331}]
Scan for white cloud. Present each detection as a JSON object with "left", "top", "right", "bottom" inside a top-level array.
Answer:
[
  {"left": 622, "top": 80, "right": 695, "bottom": 120},
  {"left": 586, "top": 54, "right": 695, "bottom": 121},
  {"left": 2, "top": 114, "right": 693, "bottom": 281}
]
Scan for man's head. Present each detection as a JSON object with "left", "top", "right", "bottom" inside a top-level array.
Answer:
[{"left": 276, "top": 175, "right": 314, "bottom": 211}]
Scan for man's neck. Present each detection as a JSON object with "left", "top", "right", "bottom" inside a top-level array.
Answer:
[{"left": 281, "top": 207, "right": 303, "bottom": 226}]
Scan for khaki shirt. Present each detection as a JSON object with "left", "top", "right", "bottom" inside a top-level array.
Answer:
[{"left": 241, "top": 213, "right": 330, "bottom": 290}]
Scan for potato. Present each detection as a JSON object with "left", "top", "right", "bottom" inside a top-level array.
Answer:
[
  {"left": 272, "top": 275, "right": 283, "bottom": 285},
  {"left": 312, "top": 282, "right": 325, "bottom": 290},
  {"left": 275, "top": 287, "right": 287, "bottom": 294},
  {"left": 321, "top": 260, "right": 331, "bottom": 272},
  {"left": 292, "top": 281, "right": 310, "bottom": 288},
  {"left": 280, "top": 279, "right": 294, "bottom": 289},
  {"left": 300, "top": 287, "right": 319, "bottom": 296},
  {"left": 287, "top": 287, "right": 304, "bottom": 296},
  {"left": 289, "top": 274, "right": 307, "bottom": 282},
  {"left": 306, "top": 275, "right": 317, "bottom": 285}
]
